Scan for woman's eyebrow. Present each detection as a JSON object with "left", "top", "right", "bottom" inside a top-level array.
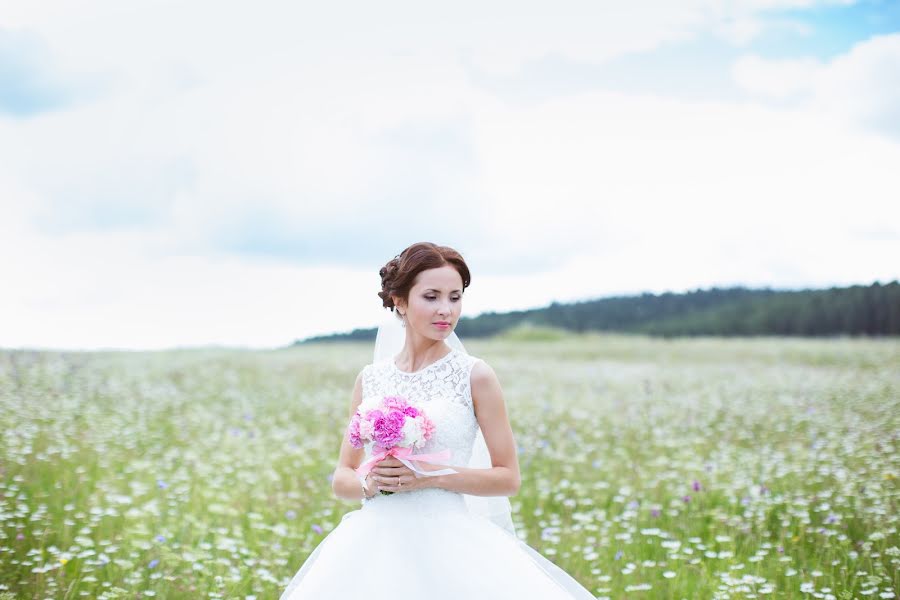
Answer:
[{"left": 424, "top": 288, "right": 462, "bottom": 293}]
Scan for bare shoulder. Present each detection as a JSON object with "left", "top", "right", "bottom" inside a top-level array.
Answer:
[
  {"left": 471, "top": 357, "right": 498, "bottom": 387},
  {"left": 470, "top": 358, "right": 503, "bottom": 410}
]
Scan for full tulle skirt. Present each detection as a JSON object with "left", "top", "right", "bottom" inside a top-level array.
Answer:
[{"left": 279, "top": 488, "right": 596, "bottom": 600}]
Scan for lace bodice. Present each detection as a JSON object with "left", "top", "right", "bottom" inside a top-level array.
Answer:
[{"left": 357, "top": 347, "right": 482, "bottom": 515}]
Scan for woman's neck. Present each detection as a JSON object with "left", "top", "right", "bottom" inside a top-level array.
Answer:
[{"left": 395, "top": 339, "right": 451, "bottom": 371}]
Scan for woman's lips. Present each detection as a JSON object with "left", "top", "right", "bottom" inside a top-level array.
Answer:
[{"left": 434, "top": 323, "right": 450, "bottom": 329}]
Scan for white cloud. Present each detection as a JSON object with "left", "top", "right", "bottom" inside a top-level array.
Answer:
[
  {"left": 1, "top": 0, "right": 897, "bottom": 349},
  {"left": 732, "top": 33, "right": 900, "bottom": 136},
  {"left": 4, "top": 83, "right": 897, "bottom": 349},
  {"left": 468, "top": 88, "right": 899, "bottom": 274},
  {"left": 732, "top": 54, "right": 824, "bottom": 99}
]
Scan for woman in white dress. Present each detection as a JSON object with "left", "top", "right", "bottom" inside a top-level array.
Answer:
[{"left": 280, "top": 242, "right": 597, "bottom": 599}]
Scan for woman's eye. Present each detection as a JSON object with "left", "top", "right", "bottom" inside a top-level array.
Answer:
[{"left": 425, "top": 296, "right": 461, "bottom": 301}]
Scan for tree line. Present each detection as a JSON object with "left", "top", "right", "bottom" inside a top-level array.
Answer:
[{"left": 295, "top": 280, "right": 899, "bottom": 344}]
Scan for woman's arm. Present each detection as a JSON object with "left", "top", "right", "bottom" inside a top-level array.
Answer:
[
  {"left": 420, "top": 360, "right": 521, "bottom": 497},
  {"left": 331, "top": 371, "right": 372, "bottom": 501}
]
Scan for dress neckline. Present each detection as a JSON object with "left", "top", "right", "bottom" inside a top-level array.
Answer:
[{"left": 391, "top": 347, "right": 456, "bottom": 375}]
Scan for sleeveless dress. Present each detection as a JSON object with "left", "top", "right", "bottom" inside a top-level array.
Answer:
[{"left": 279, "top": 347, "right": 597, "bottom": 599}]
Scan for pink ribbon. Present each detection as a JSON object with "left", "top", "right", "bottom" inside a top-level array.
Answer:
[{"left": 355, "top": 445, "right": 459, "bottom": 479}]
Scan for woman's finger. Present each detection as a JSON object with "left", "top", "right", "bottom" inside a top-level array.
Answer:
[
  {"left": 379, "top": 477, "right": 408, "bottom": 492},
  {"left": 373, "top": 465, "right": 410, "bottom": 475}
]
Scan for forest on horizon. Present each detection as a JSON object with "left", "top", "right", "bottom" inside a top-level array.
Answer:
[{"left": 297, "top": 280, "right": 900, "bottom": 344}]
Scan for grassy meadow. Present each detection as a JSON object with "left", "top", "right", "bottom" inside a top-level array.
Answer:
[{"left": 1, "top": 331, "right": 898, "bottom": 599}]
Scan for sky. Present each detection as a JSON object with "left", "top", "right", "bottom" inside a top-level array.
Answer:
[{"left": 1, "top": 0, "right": 898, "bottom": 350}]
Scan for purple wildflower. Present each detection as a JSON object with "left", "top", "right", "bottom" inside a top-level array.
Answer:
[
  {"left": 312, "top": 524, "right": 323, "bottom": 535},
  {"left": 148, "top": 559, "right": 159, "bottom": 569}
]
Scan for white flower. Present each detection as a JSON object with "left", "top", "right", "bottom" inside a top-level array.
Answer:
[{"left": 400, "top": 419, "right": 421, "bottom": 447}]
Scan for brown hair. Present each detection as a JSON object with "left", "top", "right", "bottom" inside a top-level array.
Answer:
[{"left": 378, "top": 242, "right": 471, "bottom": 314}]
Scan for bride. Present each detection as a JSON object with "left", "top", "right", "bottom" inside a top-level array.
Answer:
[{"left": 279, "top": 242, "right": 596, "bottom": 599}]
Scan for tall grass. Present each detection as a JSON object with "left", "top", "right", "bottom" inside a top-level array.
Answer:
[{"left": 1, "top": 334, "right": 897, "bottom": 599}]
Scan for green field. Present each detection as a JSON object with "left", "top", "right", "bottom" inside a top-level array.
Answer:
[{"left": 1, "top": 333, "right": 898, "bottom": 599}]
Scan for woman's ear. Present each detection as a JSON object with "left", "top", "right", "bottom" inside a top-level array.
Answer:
[{"left": 392, "top": 295, "right": 406, "bottom": 315}]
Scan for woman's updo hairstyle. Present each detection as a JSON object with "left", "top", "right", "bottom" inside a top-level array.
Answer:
[{"left": 378, "top": 242, "right": 471, "bottom": 318}]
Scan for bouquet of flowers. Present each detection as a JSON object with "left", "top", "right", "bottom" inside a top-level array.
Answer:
[{"left": 349, "top": 395, "right": 458, "bottom": 495}]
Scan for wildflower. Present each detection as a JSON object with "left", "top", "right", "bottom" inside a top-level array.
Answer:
[
  {"left": 614, "top": 550, "right": 623, "bottom": 560},
  {"left": 286, "top": 510, "right": 297, "bottom": 520},
  {"left": 683, "top": 495, "right": 691, "bottom": 503},
  {"left": 312, "top": 524, "right": 323, "bottom": 535},
  {"left": 692, "top": 480, "right": 701, "bottom": 492},
  {"left": 148, "top": 559, "right": 159, "bottom": 569},
  {"left": 154, "top": 535, "right": 165, "bottom": 543},
  {"left": 157, "top": 479, "right": 168, "bottom": 490}
]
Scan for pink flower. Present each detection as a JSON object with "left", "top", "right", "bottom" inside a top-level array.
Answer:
[
  {"left": 347, "top": 414, "right": 362, "bottom": 448},
  {"left": 382, "top": 396, "right": 409, "bottom": 410},
  {"left": 347, "top": 395, "right": 438, "bottom": 451},
  {"left": 373, "top": 410, "right": 405, "bottom": 448},
  {"left": 420, "top": 415, "right": 435, "bottom": 440},
  {"left": 359, "top": 418, "right": 374, "bottom": 440}
]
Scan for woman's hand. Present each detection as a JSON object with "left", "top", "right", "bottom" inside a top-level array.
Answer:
[
  {"left": 371, "top": 456, "right": 430, "bottom": 493},
  {"left": 362, "top": 471, "right": 379, "bottom": 498}
]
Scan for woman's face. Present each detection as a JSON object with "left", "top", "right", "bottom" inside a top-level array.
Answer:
[{"left": 394, "top": 266, "right": 463, "bottom": 341}]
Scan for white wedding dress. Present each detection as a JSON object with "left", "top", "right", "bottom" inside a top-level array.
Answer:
[{"left": 279, "top": 348, "right": 597, "bottom": 599}]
